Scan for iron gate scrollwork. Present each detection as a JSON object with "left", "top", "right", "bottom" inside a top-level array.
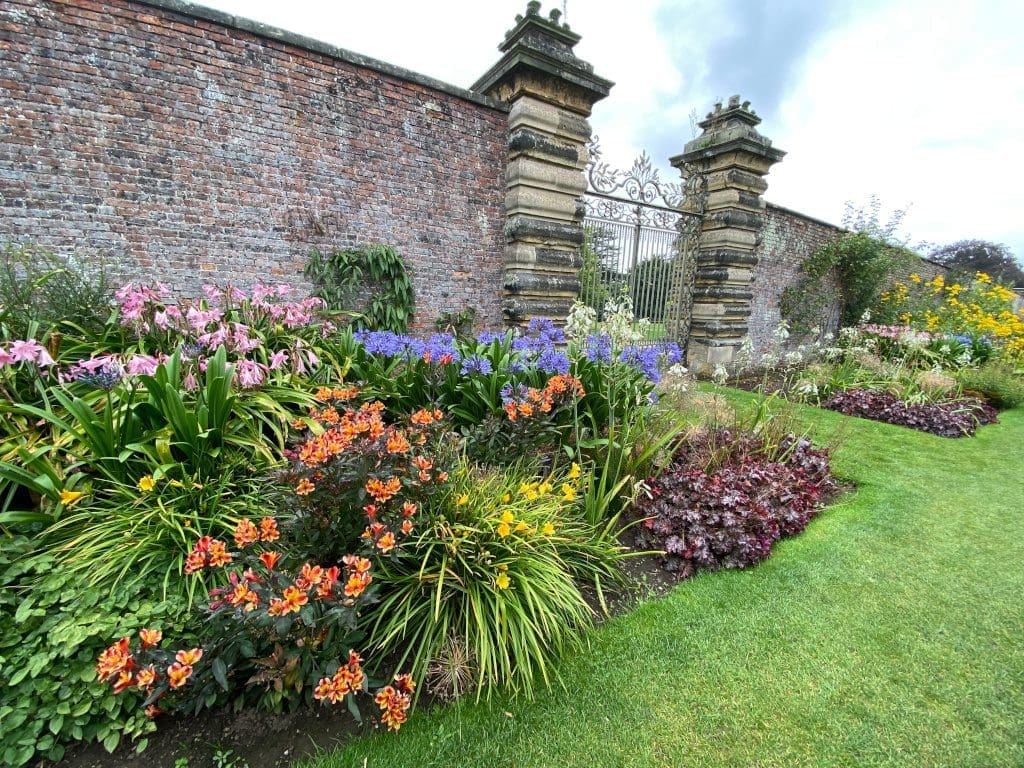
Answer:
[{"left": 581, "top": 138, "right": 706, "bottom": 351}]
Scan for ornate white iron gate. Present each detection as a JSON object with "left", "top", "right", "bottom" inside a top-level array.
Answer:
[{"left": 581, "top": 138, "right": 705, "bottom": 350}]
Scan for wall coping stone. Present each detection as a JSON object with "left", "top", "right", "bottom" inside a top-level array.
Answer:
[{"left": 133, "top": 0, "right": 509, "bottom": 112}]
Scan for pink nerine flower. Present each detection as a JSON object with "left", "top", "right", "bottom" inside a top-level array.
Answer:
[
  {"left": 126, "top": 354, "right": 161, "bottom": 376},
  {"left": 235, "top": 359, "right": 267, "bottom": 389},
  {"left": 7, "top": 339, "right": 55, "bottom": 366},
  {"left": 268, "top": 350, "right": 288, "bottom": 370}
]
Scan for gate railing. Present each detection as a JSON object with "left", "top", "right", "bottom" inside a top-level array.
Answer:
[{"left": 581, "top": 138, "right": 704, "bottom": 348}]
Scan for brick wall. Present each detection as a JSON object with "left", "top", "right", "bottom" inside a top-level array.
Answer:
[
  {"left": 749, "top": 203, "right": 843, "bottom": 353},
  {"left": 0, "top": 0, "right": 509, "bottom": 329},
  {"left": 749, "top": 202, "right": 948, "bottom": 355}
]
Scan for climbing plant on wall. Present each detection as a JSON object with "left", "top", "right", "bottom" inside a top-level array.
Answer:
[
  {"left": 305, "top": 244, "right": 415, "bottom": 332},
  {"left": 781, "top": 232, "right": 917, "bottom": 335}
]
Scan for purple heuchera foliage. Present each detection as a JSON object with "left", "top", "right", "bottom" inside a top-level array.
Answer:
[
  {"left": 634, "top": 430, "right": 838, "bottom": 578},
  {"left": 822, "top": 388, "right": 997, "bottom": 438}
]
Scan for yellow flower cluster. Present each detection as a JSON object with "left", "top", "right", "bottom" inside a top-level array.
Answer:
[
  {"left": 488, "top": 463, "right": 582, "bottom": 591},
  {"left": 881, "top": 272, "right": 1024, "bottom": 359}
]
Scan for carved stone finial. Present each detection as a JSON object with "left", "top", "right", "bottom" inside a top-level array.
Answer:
[
  {"left": 515, "top": 13, "right": 523, "bottom": 22},
  {"left": 742, "top": 100, "right": 750, "bottom": 110},
  {"left": 549, "top": 8, "right": 561, "bottom": 23},
  {"left": 728, "top": 95, "right": 740, "bottom": 108},
  {"left": 714, "top": 101, "right": 723, "bottom": 113},
  {"left": 526, "top": 1, "right": 541, "bottom": 15}
]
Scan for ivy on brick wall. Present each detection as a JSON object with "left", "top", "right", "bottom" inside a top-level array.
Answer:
[
  {"left": 305, "top": 244, "right": 415, "bottom": 333},
  {"left": 781, "top": 232, "right": 916, "bottom": 335}
]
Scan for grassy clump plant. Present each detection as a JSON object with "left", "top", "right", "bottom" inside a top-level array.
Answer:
[{"left": 368, "top": 461, "right": 624, "bottom": 700}]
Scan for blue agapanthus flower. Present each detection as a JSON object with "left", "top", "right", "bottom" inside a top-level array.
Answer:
[
  {"left": 526, "top": 317, "right": 566, "bottom": 345},
  {"left": 620, "top": 345, "right": 663, "bottom": 383},
  {"left": 460, "top": 355, "right": 493, "bottom": 376},
  {"left": 425, "top": 333, "right": 460, "bottom": 362},
  {"left": 536, "top": 348, "right": 570, "bottom": 375},
  {"left": 584, "top": 333, "right": 613, "bottom": 364},
  {"left": 354, "top": 330, "right": 411, "bottom": 358},
  {"left": 500, "top": 382, "right": 529, "bottom": 405},
  {"left": 476, "top": 331, "right": 506, "bottom": 346},
  {"left": 75, "top": 362, "right": 123, "bottom": 390}
]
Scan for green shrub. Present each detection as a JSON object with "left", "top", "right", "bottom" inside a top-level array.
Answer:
[
  {"left": 0, "top": 536, "right": 190, "bottom": 766},
  {"left": 305, "top": 245, "right": 414, "bottom": 332},
  {"left": 0, "top": 242, "right": 113, "bottom": 339},
  {"left": 956, "top": 360, "right": 1024, "bottom": 409}
]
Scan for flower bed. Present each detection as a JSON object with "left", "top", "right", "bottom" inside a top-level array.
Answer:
[
  {"left": 0, "top": 281, "right": 700, "bottom": 766},
  {"left": 822, "top": 388, "right": 998, "bottom": 437},
  {"left": 634, "top": 430, "right": 838, "bottom": 578}
]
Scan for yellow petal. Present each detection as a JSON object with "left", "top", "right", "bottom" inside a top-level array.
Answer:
[{"left": 59, "top": 489, "right": 85, "bottom": 507}]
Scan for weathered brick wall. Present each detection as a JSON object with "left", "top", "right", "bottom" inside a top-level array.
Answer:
[
  {"left": 749, "top": 202, "right": 948, "bottom": 355},
  {"left": 749, "top": 203, "right": 843, "bottom": 353},
  {"left": 0, "top": 0, "right": 508, "bottom": 329}
]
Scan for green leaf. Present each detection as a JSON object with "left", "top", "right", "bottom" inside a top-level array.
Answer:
[
  {"left": 13, "top": 599, "right": 36, "bottom": 623},
  {"left": 212, "top": 658, "right": 228, "bottom": 690},
  {"left": 102, "top": 732, "right": 120, "bottom": 753}
]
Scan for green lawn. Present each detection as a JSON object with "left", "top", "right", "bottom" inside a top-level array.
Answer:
[{"left": 303, "top": 396, "right": 1024, "bottom": 768}]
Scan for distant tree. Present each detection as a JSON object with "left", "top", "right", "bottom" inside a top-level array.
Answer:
[
  {"left": 929, "top": 240, "right": 1024, "bottom": 287},
  {"left": 579, "top": 225, "right": 622, "bottom": 313},
  {"left": 627, "top": 253, "right": 674, "bottom": 322}
]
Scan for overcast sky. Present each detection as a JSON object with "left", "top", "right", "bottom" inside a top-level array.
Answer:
[{"left": 195, "top": 0, "right": 1024, "bottom": 261}]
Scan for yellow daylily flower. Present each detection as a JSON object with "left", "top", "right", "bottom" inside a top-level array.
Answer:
[
  {"left": 495, "top": 572, "right": 510, "bottom": 590},
  {"left": 59, "top": 489, "right": 85, "bottom": 507},
  {"left": 500, "top": 510, "right": 515, "bottom": 525},
  {"left": 138, "top": 475, "right": 156, "bottom": 493}
]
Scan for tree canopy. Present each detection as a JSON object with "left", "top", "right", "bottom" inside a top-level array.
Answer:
[{"left": 929, "top": 240, "right": 1024, "bottom": 287}]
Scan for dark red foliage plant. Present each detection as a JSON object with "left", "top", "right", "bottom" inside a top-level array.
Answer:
[
  {"left": 822, "top": 388, "right": 997, "bottom": 437},
  {"left": 633, "top": 431, "right": 838, "bottom": 578}
]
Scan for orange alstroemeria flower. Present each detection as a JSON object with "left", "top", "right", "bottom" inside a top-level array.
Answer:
[
  {"left": 259, "top": 517, "right": 280, "bottom": 542},
  {"left": 167, "top": 662, "right": 192, "bottom": 689},
  {"left": 139, "top": 628, "right": 162, "bottom": 648},
  {"left": 135, "top": 665, "right": 158, "bottom": 690},
  {"left": 259, "top": 550, "right": 282, "bottom": 570},
  {"left": 208, "top": 540, "right": 232, "bottom": 568},
  {"left": 234, "top": 519, "right": 259, "bottom": 548},
  {"left": 175, "top": 648, "right": 203, "bottom": 666},
  {"left": 281, "top": 585, "right": 309, "bottom": 614},
  {"left": 96, "top": 637, "right": 133, "bottom": 681}
]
